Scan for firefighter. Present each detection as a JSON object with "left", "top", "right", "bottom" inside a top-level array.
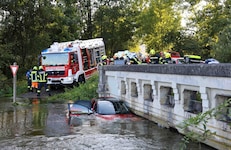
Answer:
[
  {"left": 30, "top": 66, "right": 39, "bottom": 92},
  {"left": 159, "top": 52, "right": 165, "bottom": 64},
  {"left": 149, "top": 49, "right": 159, "bottom": 64},
  {"left": 149, "top": 49, "right": 155, "bottom": 57},
  {"left": 26, "top": 68, "right": 32, "bottom": 92},
  {"left": 101, "top": 55, "right": 108, "bottom": 65},
  {"left": 128, "top": 53, "right": 141, "bottom": 64},
  {"left": 113, "top": 53, "right": 118, "bottom": 60},
  {"left": 37, "top": 66, "right": 50, "bottom": 96},
  {"left": 164, "top": 52, "right": 171, "bottom": 63}
]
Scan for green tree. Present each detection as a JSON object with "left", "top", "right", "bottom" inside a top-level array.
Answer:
[
  {"left": 182, "top": 0, "right": 231, "bottom": 60},
  {"left": 173, "top": 32, "right": 200, "bottom": 56},
  {"left": 213, "top": 25, "right": 231, "bottom": 62},
  {"left": 212, "top": 0, "right": 231, "bottom": 62},
  {"left": 135, "top": 0, "right": 181, "bottom": 52},
  {"left": 0, "top": 0, "right": 84, "bottom": 78},
  {"left": 92, "top": 0, "right": 137, "bottom": 56}
]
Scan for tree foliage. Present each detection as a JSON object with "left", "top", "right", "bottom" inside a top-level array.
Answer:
[
  {"left": 0, "top": 0, "right": 83, "bottom": 78},
  {"left": 92, "top": 0, "right": 137, "bottom": 56},
  {"left": 135, "top": 0, "right": 182, "bottom": 52},
  {"left": 182, "top": 0, "right": 231, "bottom": 60},
  {"left": 1, "top": 0, "right": 231, "bottom": 80}
]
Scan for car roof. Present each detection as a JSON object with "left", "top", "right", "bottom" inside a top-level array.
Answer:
[
  {"left": 73, "top": 100, "right": 92, "bottom": 109},
  {"left": 96, "top": 97, "right": 121, "bottom": 102}
]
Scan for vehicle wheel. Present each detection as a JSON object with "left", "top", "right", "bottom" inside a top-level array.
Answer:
[
  {"left": 50, "top": 85, "right": 58, "bottom": 90},
  {"left": 73, "top": 80, "right": 79, "bottom": 87},
  {"left": 78, "top": 74, "right": 85, "bottom": 84}
]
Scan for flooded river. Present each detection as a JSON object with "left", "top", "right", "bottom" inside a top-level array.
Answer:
[{"left": 0, "top": 97, "right": 216, "bottom": 150}]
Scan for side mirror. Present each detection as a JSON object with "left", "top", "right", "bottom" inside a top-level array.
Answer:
[{"left": 88, "top": 109, "right": 93, "bottom": 115}]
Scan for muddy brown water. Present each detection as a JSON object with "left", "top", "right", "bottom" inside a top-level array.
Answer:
[{"left": 0, "top": 97, "right": 216, "bottom": 150}]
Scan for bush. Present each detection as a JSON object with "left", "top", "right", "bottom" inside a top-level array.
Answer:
[{"left": 48, "top": 73, "right": 99, "bottom": 102}]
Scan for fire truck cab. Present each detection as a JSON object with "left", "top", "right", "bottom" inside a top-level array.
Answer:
[{"left": 40, "top": 38, "right": 105, "bottom": 87}]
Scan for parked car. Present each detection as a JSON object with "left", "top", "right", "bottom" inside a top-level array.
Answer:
[
  {"left": 204, "top": 58, "right": 220, "bottom": 64},
  {"left": 171, "top": 57, "right": 185, "bottom": 64},
  {"left": 67, "top": 97, "right": 138, "bottom": 124}
]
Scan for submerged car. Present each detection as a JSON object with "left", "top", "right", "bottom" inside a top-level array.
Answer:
[{"left": 67, "top": 97, "right": 137, "bottom": 124}]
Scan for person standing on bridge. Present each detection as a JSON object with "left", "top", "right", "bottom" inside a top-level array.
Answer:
[
  {"left": 37, "top": 66, "right": 50, "bottom": 96},
  {"left": 101, "top": 55, "right": 108, "bottom": 65},
  {"left": 164, "top": 51, "right": 171, "bottom": 64}
]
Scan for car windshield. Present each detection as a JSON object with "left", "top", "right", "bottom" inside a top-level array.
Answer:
[
  {"left": 41, "top": 53, "right": 68, "bottom": 66},
  {"left": 97, "top": 100, "right": 130, "bottom": 115},
  {"left": 97, "top": 101, "right": 116, "bottom": 115}
]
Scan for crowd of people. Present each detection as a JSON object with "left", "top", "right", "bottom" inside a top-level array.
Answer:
[
  {"left": 26, "top": 65, "right": 50, "bottom": 96},
  {"left": 100, "top": 49, "right": 175, "bottom": 65}
]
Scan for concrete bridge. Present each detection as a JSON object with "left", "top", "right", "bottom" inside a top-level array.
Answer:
[{"left": 98, "top": 64, "right": 231, "bottom": 150}]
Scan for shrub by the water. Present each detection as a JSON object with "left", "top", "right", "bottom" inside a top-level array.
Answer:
[{"left": 48, "top": 73, "right": 99, "bottom": 102}]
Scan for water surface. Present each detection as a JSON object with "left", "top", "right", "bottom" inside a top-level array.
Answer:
[{"left": 0, "top": 98, "right": 216, "bottom": 150}]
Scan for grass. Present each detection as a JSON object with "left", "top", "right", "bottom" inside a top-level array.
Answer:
[
  {"left": 47, "top": 73, "right": 99, "bottom": 103},
  {"left": 1, "top": 72, "right": 99, "bottom": 104},
  {"left": 0, "top": 78, "right": 28, "bottom": 98}
]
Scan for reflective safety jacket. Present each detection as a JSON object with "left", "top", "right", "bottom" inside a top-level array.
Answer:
[
  {"left": 130, "top": 57, "right": 141, "bottom": 64},
  {"left": 165, "top": 52, "right": 171, "bottom": 59},
  {"left": 101, "top": 55, "right": 107, "bottom": 60},
  {"left": 37, "top": 70, "right": 48, "bottom": 82},
  {"left": 30, "top": 70, "right": 38, "bottom": 82}
]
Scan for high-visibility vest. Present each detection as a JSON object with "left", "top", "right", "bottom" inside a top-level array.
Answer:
[
  {"left": 31, "top": 71, "right": 38, "bottom": 82},
  {"left": 165, "top": 52, "right": 171, "bottom": 59},
  {"left": 101, "top": 55, "right": 107, "bottom": 60},
  {"left": 37, "top": 70, "right": 48, "bottom": 82}
]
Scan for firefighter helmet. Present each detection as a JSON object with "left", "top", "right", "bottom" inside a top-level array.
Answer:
[
  {"left": 33, "top": 66, "right": 38, "bottom": 70},
  {"left": 39, "top": 66, "right": 43, "bottom": 70}
]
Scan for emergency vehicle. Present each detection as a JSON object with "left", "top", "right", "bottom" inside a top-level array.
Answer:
[
  {"left": 39, "top": 38, "right": 105, "bottom": 87},
  {"left": 184, "top": 54, "right": 202, "bottom": 64},
  {"left": 170, "top": 51, "right": 184, "bottom": 64}
]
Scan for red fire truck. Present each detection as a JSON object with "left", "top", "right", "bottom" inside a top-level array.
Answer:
[{"left": 39, "top": 38, "right": 105, "bottom": 87}]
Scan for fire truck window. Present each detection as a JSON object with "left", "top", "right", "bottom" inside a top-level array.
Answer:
[
  {"left": 71, "top": 54, "right": 75, "bottom": 63},
  {"left": 96, "top": 51, "right": 100, "bottom": 56},
  {"left": 95, "top": 51, "right": 100, "bottom": 63},
  {"left": 74, "top": 54, "right": 78, "bottom": 63},
  {"left": 82, "top": 49, "right": 87, "bottom": 56}
]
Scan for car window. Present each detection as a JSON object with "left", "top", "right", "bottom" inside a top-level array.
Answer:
[
  {"left": 113, "top": 101, "right": 130, "bottom": 114},
  {"left": 74, "top": 100, "right": 92, "bottom": 109},
  {"left": 68, "top": 103, "right": 93, "bottom": 114},
  {"left": 97, "top": 101, "right": 116, "bottom": 115}
]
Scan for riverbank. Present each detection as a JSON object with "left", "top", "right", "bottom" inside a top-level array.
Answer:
[{"left": 18, "top": 73, "right": 99, "bottom": 102}]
